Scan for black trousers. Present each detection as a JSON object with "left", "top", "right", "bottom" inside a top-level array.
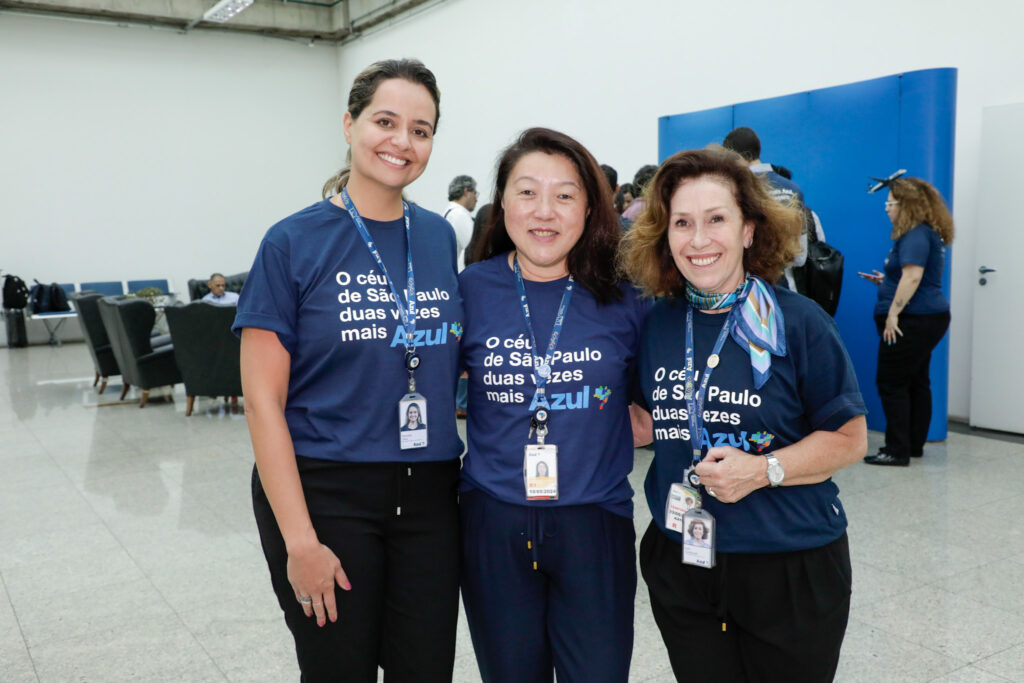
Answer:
[
  {"left": 252, "top": 457, "right": 461, "bottom": 683},
  {"left": 640, "top": 522, "right": 851, "bottom": 683},
  {"left": 874, "top": 311, "right": 950, "bottom": 458}
]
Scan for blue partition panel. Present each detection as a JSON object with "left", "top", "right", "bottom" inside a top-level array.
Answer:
[
  {"left": 127, "top": 279, "right": 170, "bottom": 294},
  {"left": 657, "top": 69, "right": 956, "bottom": 440},
  {"left": 80, "top": 281, "right": 125, "bottom": 296}
]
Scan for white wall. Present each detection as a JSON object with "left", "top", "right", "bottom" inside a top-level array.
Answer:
[
  {"left": 335, "top": 0, "right": 1024, "bottom": 422},
  {"left": 3, "top": 2, "right": 1022, "bottom": 420},
  {"left": 0, "top": 12, "right": 344, "bottom": 300}
]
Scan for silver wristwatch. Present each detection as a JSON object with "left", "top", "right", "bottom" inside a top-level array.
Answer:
[{"left": 766, "top": 454, "right": 785, "bottom": 488}]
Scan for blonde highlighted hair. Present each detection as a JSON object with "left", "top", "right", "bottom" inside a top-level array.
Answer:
[{"left": 889, "top": 177, "right": 954, "bottom": 245}]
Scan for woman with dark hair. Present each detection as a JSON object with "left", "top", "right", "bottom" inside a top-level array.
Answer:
[
  {"left": 859, "top": 175, "right": 954, "bottom": 466},
  {"left": 620, "top": 147, "right": 867, "bottom": 682},
  {"left": 234, "top": 59, "right": 463, "bottom": 682},
  {"left": 458, "top": 127, "right": 646, "bottom": 682}
]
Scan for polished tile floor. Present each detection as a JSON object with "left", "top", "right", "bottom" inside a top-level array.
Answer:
[{"left": 2, "top": 343, "right": 1024, "bottom": 682}]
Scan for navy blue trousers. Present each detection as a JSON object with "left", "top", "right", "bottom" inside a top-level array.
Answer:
[{"left": 459, "top": 488, "right": 636, "bottom": 683}]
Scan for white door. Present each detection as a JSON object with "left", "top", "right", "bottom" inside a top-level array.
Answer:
[{"left": 969, "top": 103, "right": 1024, "bottom": 433}]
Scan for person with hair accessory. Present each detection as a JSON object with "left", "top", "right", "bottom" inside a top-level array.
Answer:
[
  {"left": 233, "top": 58, "right": 463, "bottom": 682},
  {"left": 458, "top": 127, "right": 647, "bottom": 682},
  {"left": 620, "top": 146, "right": 867, "bottom": 682},
  {"left": 860, "top": 171, "right": 954, "bottom": 466}
]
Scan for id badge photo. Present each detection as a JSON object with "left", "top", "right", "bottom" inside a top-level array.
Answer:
[
  {"left": 682, "top": 508, "right": 716, "bottom": 569},
  {"left": 665, "top": 483, "right": 700, "bottom": 533},
  {"left": 524, "top": 444, "right": 558, "bottom": 500},
  {"left": 398, "top": 393, "right": 428, "bottom": 450}
]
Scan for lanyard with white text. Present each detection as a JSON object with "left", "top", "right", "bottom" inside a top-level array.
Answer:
[
  {"left": 512, "top": 254, "right": 574, "bottom": 438},
  {"left": 683, "top": 288, "right": 749, "bottom": 485},
  {"left": 339, "top": 188, "right": 420, "bottom": 389}
]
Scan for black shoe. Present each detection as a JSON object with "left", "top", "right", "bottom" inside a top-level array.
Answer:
[{"left": 864, "top": 452, "right": 909, "bottom": 467}]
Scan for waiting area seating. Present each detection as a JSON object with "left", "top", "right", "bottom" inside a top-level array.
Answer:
[
  {"left": 97, "top": 297, "right": 181, "bottom": 408},
  {"left": 166, "top": 301, "right": 242, "bottom": 416}
]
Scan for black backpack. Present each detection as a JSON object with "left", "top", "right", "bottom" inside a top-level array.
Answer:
[
  {"left": 3, "top": 274, "right": 30, "bottom": 309},
  {"left": 29, "top": 280, "right": 71, "bottom": 314},
  {"left": 796, "top": 206, "right": 844, "bottom": 316}
]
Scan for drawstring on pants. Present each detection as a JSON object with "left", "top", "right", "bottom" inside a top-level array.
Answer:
[{"left": 395, "top": 465, "right": 412, "bottom": 516}]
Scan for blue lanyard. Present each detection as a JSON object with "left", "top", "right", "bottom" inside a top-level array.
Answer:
[
  {"left": 683, "top": 284, "right": 750, "bottom": 471},
  {"left": 512, "top": 254, "right": 574, "bottom": 411},
  {"left": 339, "top": 188, "right": 417, "bottom": 354}
]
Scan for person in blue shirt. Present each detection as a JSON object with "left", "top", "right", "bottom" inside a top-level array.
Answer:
[
  {"left": 858, "top": 175, "right": 954, "bottom": 466},
  {"left": 459, "top": 128, "right": 646, "bottom": 683},
  {"left": 200, "top": 273, "right": 240, "bottom": 305},
  {"left": 233, "top": 59, "right": 464, "bottom": 683},
  {"left": 620, "top": 147, "right": 867, "bottom": 683}
]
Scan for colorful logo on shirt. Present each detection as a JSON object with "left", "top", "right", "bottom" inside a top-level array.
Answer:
[
  {"left": 593, "top": 386, "right": 611, "bottom": 409},
  {"left": 449, "top": 322, "right": 463, "bottom": 341},
  {"left": 389, "top": 322, "right": 459, "bottom": 348},
  {"left": 748, "top": 431, "right": 775, "bottom": 452}
]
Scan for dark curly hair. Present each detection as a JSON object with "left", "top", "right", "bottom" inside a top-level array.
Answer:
[{"left": 619, "top": 147, "right": 802, "bottom": 298}]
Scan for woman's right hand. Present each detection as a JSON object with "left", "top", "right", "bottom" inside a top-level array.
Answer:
[
  {"left": 287, "top": 540, "right": 352, "bottom": 627},
  {"left": 857, "top": 269, "right": 883, "bottom": 286}
]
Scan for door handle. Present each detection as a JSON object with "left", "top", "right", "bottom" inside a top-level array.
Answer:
[{"left": 978, "top": 266, "right": 997, "bottom": 274}]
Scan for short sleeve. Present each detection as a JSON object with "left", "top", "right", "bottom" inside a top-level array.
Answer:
[
  {"left": 232, "top": 235, "right": 299, "bottom": 353},
  {"left": 797, "top": 308, "right": 866, "bottom": 432},
  {"left": 896, "top": 226, "right": 931, "bottom": 268}
]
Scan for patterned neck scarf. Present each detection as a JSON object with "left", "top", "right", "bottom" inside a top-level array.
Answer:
[{"left": 687, "top": 275, "right": 787, "bottom": 389}]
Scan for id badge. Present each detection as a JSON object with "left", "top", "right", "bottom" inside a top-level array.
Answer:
[
  {"left": 524, "top": 444, "right": 558, "bottom": 500},
  {"left": 665, "top": 483, "right": 700, "bottom": 533},
  {"left": 398, "top": 393, "right": 428, "bottom": 450},
  {"left": 681, "top": 508, "right": 716, "bottom": 569}
]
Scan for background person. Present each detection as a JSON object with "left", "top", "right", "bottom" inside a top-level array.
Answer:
[
  {"left": 444, "top": 174, "right": 477, "bottom": 271},
  {"left": 201, "top": 272, "right": 240, "bottom": 305},
  {"left": 234, "top": 59, "right": 463, "bottom": 683},
  {"left": 459, "top": 127, "right": 646, "bottom": 683},
  {"left": 859, "top": 175, "right": 954, "bottom": 466},
  {"left": 620, "top": 147, "right": 867, "bottom": 683}
]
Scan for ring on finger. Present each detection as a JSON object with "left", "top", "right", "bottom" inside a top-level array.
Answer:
[
  {"left": 313, "top": 601, "right": 323, "bottom": 607},
  {"left": 707, "top": 489, "right": 718, "bottom": 498},
  {"left": 298, "top": 595, "right": 313, "bottom": 605}
]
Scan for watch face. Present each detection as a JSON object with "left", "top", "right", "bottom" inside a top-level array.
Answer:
[{"left": 768, "top": 459, "right": 784, "bottom": 485}]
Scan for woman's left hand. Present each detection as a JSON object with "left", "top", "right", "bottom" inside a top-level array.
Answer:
[
  {"left": 694, "top": 446, "right": 765, "bottom": 503},
  {"left": 883, "top": 314, "right": 902, "bottom": 345}
]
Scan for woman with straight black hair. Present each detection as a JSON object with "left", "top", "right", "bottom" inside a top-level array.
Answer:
[
  {"left": 234, "top": 58, "right": 463, "bottom": 682},
  {"left": 458, "top": 127, "right": 647, "bottom": 682}
]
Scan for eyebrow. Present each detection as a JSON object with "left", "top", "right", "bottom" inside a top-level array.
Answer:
[
  {"left": 513, "top": 175, "right": 582, "bottom": 188},
  {"left": 671, "top": 205, "right": 728, "bottom": 216},
  {"left": 371, "top": 109, "right": 435, "bottom": 132}
]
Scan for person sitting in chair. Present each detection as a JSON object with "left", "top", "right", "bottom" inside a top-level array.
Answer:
[{"left": 202, "top": 273, "right": 239, "bottom": 305}]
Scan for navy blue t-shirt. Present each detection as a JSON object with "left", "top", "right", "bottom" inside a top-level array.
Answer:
[
  {"left": 875, "top": 223, "right": 949, "bottom": 316},
  {"left": 639, "top": 288, "right": 866, "bottom": 553},
  {"left": 233, "top": 198, "right": 464, "bottom": 463},
  {"left": 459, "top": 255, "right": 646, "bottom": 517}
]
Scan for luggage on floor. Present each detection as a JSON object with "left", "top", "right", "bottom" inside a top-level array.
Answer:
[{"left": 4, "top": 308, "right": 28, "bottom": 348}]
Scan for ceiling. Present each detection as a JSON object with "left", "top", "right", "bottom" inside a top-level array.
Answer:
[{"left": 0, "top": 0, "right": 437, "bottom": 43}]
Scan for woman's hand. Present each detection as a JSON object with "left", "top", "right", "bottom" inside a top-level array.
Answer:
[
  {"left": 694, "top": 446, "right": 765, "bottom": 503},
  {"left": 883, "top": 313, "right": 902, "bottom": 345},
  {"left": 857, "top": 269, "right": 883, "bottom": 285},
  {"left": 629, "top": 404, "right": 653, "bottom": 447},
  {"left": 287, "top": 539, "right": 351, "bottom": 627}
]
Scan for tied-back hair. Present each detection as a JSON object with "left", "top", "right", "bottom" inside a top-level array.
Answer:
[
  {"left": 321, "top": 58, "right": 441, "bottom": 199},
  {"left": 889, "top": 177, "right": 954, "bottom": 245},
  {"left": 619, "top": 147, "right": 802, "bottom": 298},
  {"left": 478, "top": 127, "right": 622, "bottom": 304}
]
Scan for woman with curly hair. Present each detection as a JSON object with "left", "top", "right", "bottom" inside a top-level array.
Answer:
[
  {"left": 859, "top": 175, "right": 954, "bottom": 466},
  {"left": 620, "top": 147, "right": 867, "bottom": 682}
]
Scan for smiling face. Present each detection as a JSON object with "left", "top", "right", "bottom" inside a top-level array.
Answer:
[
  {"left": 502, "top": 151, "right": 588, "bottom": 281},
  {"left": 691, "top": 522, "right": 705, "bottom": 539},
  {"left": 343, "top": 78, "right": 436, "bottom": 194},
  {"left": 406, "top": 403, "right": 420, "bottom": 425},
  {"left": 666, "top": 175, "right": 753, "bottom": 295}
]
